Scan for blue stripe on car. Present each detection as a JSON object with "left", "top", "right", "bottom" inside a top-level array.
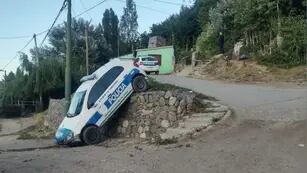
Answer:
[
  {"left": 87, "top": 112, "right": 103, "bottom": 125},
  {"left": 104, "top": 68, "right": 139, "bottom": 109}
]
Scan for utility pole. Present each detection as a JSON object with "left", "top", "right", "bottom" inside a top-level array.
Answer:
[
  {"left": 85, "top": 26, "right": 89, "bottom": 75},
  {"left": 276, "top": 0, "right": 282, "bottom": 47},
  {"left": 0, "top": 69, "right": 6, "bottom": 87},
  {"left": 33, "top": 34, "right": 43, "bottom": 110},
  {"left": 117, "top": 28, "right": 120, "bottom": 57},
  {"left": 65, "top": 0, "right": 72, "bottom": 106}
]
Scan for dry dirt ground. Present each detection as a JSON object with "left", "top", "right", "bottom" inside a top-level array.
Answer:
[
  {"left": 0, "top": 76, "right": 306, "bottom": 173},
  {"left": 188, "top": 55, "right": 306, "bottom": 86}
]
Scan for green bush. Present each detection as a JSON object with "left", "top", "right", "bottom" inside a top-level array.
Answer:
[
  {"left": 196, "top": 24, "right": 218, "bottom": 58},
  {"left": 258, "top": 16, "right": 306, "bottom": 68}
]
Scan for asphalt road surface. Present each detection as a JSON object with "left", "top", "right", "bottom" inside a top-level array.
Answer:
[{"left": 0, "top": 76, "right": 306, "bottom": 173}]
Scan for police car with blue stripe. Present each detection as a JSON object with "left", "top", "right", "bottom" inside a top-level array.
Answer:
[{"left": 55, "top": 58, "right": 148, "bottom": 145}]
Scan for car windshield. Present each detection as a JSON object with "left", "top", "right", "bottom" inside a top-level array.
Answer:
[{"left": 67, "top": 91, "right": 86, "bottom": 117}]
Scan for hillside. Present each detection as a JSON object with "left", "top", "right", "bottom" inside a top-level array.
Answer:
[{"left": 188, "top": 55, "right": 306, "bottom": 85}]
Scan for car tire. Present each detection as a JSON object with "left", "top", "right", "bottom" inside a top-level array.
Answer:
[
  {"left": 82, "top": 125, "right": 101, "bottom": 145},
  {"left": 132, "top": 75, "right": 148, "bottom": 92}
]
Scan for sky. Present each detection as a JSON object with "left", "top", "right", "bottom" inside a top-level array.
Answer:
[{"left": 0, "top": 0, "right": 191, "bottom": 77}]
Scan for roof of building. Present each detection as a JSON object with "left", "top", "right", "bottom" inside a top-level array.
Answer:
[{"left": 137, "top": 45, "right": 174, "bottom": 52}]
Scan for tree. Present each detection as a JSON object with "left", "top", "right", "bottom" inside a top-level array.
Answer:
[
  {"left": 120, "top": 0, "right": 138, "bottom": 50},
  {"left": 138, "top": 31, "right": 149, "bottom": 49},
  {"left": 102, "top": 8, "right": 119, "bottom": 57}
]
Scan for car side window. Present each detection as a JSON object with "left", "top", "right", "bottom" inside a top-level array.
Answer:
[{"left": 87, "top": 66, "right": 124, "bottom": 109}]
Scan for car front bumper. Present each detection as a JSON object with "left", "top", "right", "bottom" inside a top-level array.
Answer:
[{"left": 54, "top": 128, "right": 76, "bottom": 145}]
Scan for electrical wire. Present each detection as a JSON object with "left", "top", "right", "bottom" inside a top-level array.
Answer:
[
  {"left": 153, "top": 0, "right": 182, "bottom": 6},
  {"left": 74, "top": 0, "right": 108, "bottom": 18},
  {"left": 79, "top": 0, "right": 93, "bottom": 19},
  {"left": 0, "top": 35, "right": 31, "bottom": 40},
  {"left": 0, "top": 29, "right": 48, "bottom": 40},
  {"left": 2, "top": 37, "right": 34, "bottom": 70},
  {"left": 39, "top": 0, "right": 68, "bottom": 46},
  {"left": 115, "top": 0, "right": 169, "bottom": 15}
]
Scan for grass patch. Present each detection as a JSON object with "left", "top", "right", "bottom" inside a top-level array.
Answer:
[{"left": 18, "top": 112, "right": 55, "bottom": 140}]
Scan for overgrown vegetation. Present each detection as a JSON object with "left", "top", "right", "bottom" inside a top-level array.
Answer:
[
  {"left": 17, "top": 112, "right": 54, "bottom": 140},
  {"left": 150, "top": 0, "right": 306, "bottom": 68},
  {"left": 2, "top": 0, "right": 141, "bottom": 109},
  {"left": 196, "top": 0, "right": 306, "bottom": 68}
]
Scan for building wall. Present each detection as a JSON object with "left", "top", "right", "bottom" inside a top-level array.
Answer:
[{"left": 137, "top": 46, "right": 175, "bottom": 74}]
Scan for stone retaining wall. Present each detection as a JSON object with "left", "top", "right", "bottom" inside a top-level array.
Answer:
[
  {"left": 115, "top": 90, "right": 196, "bottom": 142},
  {"left": 44, "top": 90, "right": 197, "bottom": 142},
  {"left": 45, "top": 99, "right": 67, "bottom": 130}
]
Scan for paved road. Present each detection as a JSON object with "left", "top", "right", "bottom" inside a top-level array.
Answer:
[
  {"left": 0, "top": 76, "right": 306, "bottom": 173},
  {"left": 154, "top": 75, "right": 307, "bottom": 121}
]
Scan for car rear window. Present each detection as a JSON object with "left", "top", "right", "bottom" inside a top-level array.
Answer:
[
  {"left": 141, "top": 57, "right": 156, "bottom": 61},
  {"left": 87, "top": 66, "right": 124, "bottom": 109}
]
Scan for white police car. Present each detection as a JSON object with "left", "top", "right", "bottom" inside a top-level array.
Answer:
[{"left": 55, "top": 58, "right": 148, "bottom": 145}]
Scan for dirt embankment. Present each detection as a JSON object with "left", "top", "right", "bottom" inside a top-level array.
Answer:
[{"left": 190, "top": 55, "right": 306, "bottom": 85}]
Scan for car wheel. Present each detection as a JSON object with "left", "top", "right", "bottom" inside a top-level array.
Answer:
[
  {"left": 132, "top": 75, "right": 148, "bottom": 92},
  {"left": 82, "top": 126, "right": 101, "bottom": 145}
]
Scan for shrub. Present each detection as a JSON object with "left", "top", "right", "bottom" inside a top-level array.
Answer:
[
  {"left": 196, "top": 23, "right": 218, "bottom": 58},
  {"left": 258, "top": 16, "right": 306, "bottom": 68}
]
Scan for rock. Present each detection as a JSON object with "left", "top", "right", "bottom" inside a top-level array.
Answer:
[
  {"left": 179, "top": 99, "right": 187, "bottom": 107},
  {"left": 148, "top": 95, "right": 153, "bottom": 103},
  {"left": 159, "top": 97, "right": 166, "bottom": 106},
  {"left": 169, "top": 97, "right": 177, "bottom": 106},
  {"left": 144, "top": 120, "right": 151, "bottom": 126},
  {"left": 117, "top": 126, "right": 122, "bottom": 133},
  {"left": 186, "top": 96, "right": 193, "bottom": 104},
  {"left": 147, "top": 103, "right": 153, "bottom": 109},
  {"left": 206, "top": 106, "right": 229, "bottom": 112},
  {"left": 139, "top": 95, "right": 145, "bottom": 103},
  {"left": 159, "top": 111, "right": 168, "bottom": 120},
  {"left": 164, "top": 91, "right": 172, "bottom": 99},
  {"left": 138, "top": 126, "right": 144, "bottom": 134},
  {"left": 141, "top": 109, "right": 153, "bottom": 116},
  {"left": 159, "top": 91, "right": 166, "bottom": 97},
  {"left": 123, "top": 120, "right": 129, "bottom": 128},
  {"left": 140, "top": 133, "right": 146, "bottom": 139},
  {"left": 45, "top": 99, "right": 67, "bottom": 129},
  {"left": 179, "top": 122, "right": 185, "bottom": 128},
  {"left": 144, "top": 94, "right": 149, "bottom": 103},
  {"left": 144, "top": 126, "right": 150, "bottom": 132},
  {"left": 130, "top": 96, "right": 137, "bottom": 103},
  {"left": 168, "top": 112, "right": 177, "bottom": 122},
  {"left": 170, "top": 106, "right": 177, "bottom": 112},
  {"left": 161, "top": 120, "right": 170, "bottom": 128},
  {"left": 177, "top": 106, "right": 183, "bottom": 114}
]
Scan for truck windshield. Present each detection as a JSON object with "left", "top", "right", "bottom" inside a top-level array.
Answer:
[{"left": 67, "top": 91, "right": 86, "bottom": 117}]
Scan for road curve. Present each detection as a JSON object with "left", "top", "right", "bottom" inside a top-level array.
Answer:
[{"left": 153, "top": 75, "right": 307, "bottom": 121}]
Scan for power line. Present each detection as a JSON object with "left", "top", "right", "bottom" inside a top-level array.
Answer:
[
  {"left": 153, "top": 0, "right": 182, "bottom": 6},
  {"left": 0, "top": 29, "right": 48, "bottom": 40},
  {"left": 79, "top": 0, "right": 93, "bottom": 19},
  {"left": 74, "top": 0, "right": 108, "bottom": 18},
  {"left": 39, "top": 0, "right": 68, "bottom": 46},
  {"left": 0, "top": 35, "right": 31, "bottom": 40},
  {"left": 2, "top": 37, "right": 34, "bottom": 70},
  {"left": 115, "top": 0, "right": 169, "bottom": 15}
]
